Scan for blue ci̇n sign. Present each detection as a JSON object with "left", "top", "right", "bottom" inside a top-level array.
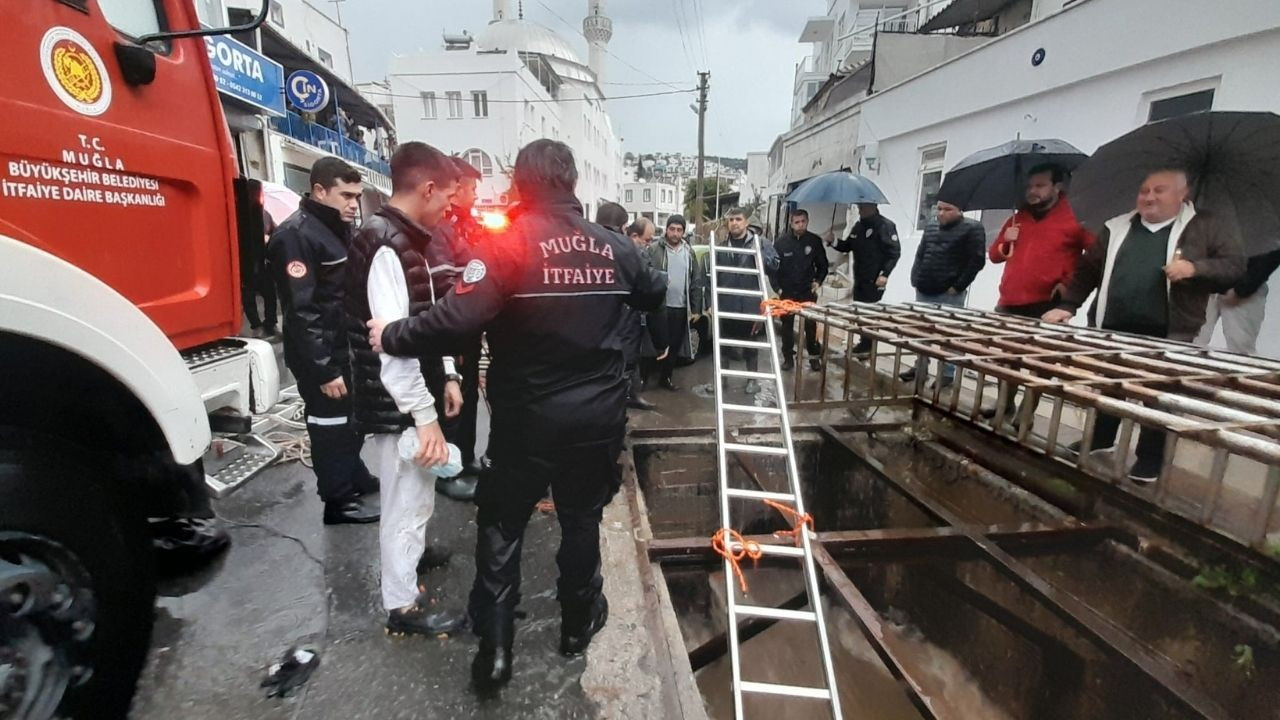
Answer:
[{"left": 286, "top": 70, "right": 331, "bottom": 113}]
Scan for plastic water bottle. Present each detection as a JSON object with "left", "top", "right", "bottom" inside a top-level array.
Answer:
[{"left": 397, "top": 428, "right": 464, "bottom": 478}]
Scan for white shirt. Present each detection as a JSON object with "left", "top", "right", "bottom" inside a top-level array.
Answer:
[
  {"left": 368, "top": 246, "right": 456, "bottom": 427},
  {"left": 1141, "top": 217, "right": 1177, "bottom": 233}
]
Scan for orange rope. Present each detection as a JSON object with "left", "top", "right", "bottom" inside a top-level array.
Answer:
[
  {"left": 763, "top": 499, "right": 814, "bottom": 546},
  {"left": 710, "top": 500, "right": 814, "bottom": 594},
  {"left": 711, "top": 528, "right": 763, "bottom": 594},
  {"left": 760, "top": 299, "right": 814, "bottom": 317}
]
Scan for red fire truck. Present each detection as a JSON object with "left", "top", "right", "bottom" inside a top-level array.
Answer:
[{"left": 0, "top": 2, "right": 276, "bottom": 716}]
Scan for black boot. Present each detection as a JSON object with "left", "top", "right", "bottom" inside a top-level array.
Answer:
[
  {"left": 416, "top": 545, "right": 452, "bottom": 573},
  {"left": 560, "top": 595, "right": 609, "bottom": 657},
  {"left": 386, "top": 604, "right": 466, "bottom": 637},
  {"left": 472, "top": 612, "right": 515, "bottom": 690},
  {"left": 323, "top": 496, "right": 380, "bottom": 525}
]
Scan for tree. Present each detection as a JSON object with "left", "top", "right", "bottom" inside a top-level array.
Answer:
[{"left": 683, "top": 177, "right": 736, "bottom": 224}]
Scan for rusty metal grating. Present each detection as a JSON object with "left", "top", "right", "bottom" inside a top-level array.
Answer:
[{"left": 793, "top": 302, "right": 1280, "bottom": 548}]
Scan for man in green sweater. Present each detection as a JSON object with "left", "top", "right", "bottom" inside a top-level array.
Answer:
[{"left": 1044, "top": 168, "right": 1244, "bottom": 483}]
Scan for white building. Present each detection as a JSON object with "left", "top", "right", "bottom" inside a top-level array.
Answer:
[
  {"left": 622, "top": 182, "right": 681, "bottom": 228},
  {"left": 768, "top": 0, "right": 1280, "bottom": 357},
  {"left": 743, "top": 151, "right": 770, "bottom": 206},
  {"left": 385, "top": 1, "right": 622, "bottom": 218}
]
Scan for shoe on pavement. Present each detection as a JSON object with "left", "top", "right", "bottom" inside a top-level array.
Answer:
[
  {"left": 808, "top": 357, "right": 822, "bottom": 371},
  {"left": 436, "top": 475, "right": 478, "bottom": 502},
  {"left": 899, "top": 368, "right": 917, "bottom": 383},
  {"left": 354, "top": 473, "right": 381, "bottom": 496},
  {"left": 744, "top": 380, "right": 761, "bottom": 395},
  {"left": 386, "top": 605, "right": 466, "bottom": 637},
  {"left": 416, "top": 546, "right": 452, "bottom": 574},
  {"left": 472, "top": 645, "right": 513, "bottom": 690},
  {"left": 560, "top": 596, "right": 609, "bottom": 657},
  {"left": 627, "top": 396, "right": 658, "bottom": 411},
  {"left": 323, "top": 497, "right": 380, "bottom": 525},
  {"left": 1065, "top": 440, "right": 1118, "bottom": 457},
  {"left": 781, "top": 357, "right": 795, "bottom": 371},
  {"left": 1128, "top": 456, "right": 1162, "bottom": 485},
  {"left": 660, "top": 377, "right": 680, "bottom": 392}
]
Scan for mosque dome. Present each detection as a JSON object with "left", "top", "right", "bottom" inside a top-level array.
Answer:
[{"left": 476, "top": 19, "right": 597, "bottom": 85}]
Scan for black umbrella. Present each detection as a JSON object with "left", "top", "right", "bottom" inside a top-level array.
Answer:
[
  {"left": 1071, "top": 111, "right": 1280, "bottom": 255},
  {"left": 937, "top": 138, "right": 1088, "bottom": 211}
]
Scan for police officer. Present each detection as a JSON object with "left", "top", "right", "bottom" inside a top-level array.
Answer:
[
  {"left": 368, "top": 139, "right": 666, "bottom": 689},
  {"left": 827, "top": 202, "right": 900, "bottom": 353},
  {"left": 772, "top": 208, "right": 829, "bottom": 371},
  {"left": 268, "top": 157, "right": 380, "bottom": 525}
]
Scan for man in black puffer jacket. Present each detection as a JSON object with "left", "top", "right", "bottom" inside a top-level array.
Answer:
[
  {"left": 907, "top": 200, "right": 986, "bottom": 387},
  {"left": 267, "top": 157, "right": 380, "bottom": 525},
  {"left": 367, "top": 140, "right": 667, "bottom": 689},
  {"left": 346, "top": 142, "right": 467, "bottom": 638}
]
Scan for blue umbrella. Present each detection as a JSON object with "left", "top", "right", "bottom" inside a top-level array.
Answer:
[{"left": 787, "top": 171, "right": 889, "bottom": 205}]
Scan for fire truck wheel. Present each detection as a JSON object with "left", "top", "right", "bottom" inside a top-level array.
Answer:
[{"left": 0, "top": 433, "right": 155, "bottom": 720}]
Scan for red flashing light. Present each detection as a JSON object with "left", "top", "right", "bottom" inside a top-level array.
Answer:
[{"left": 481, "top": 211, "right": 509, "bottom": 232}]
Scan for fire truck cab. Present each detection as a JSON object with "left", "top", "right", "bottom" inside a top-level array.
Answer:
[{"left": 0, "top": 2, "right": 276, "bottom": 716}]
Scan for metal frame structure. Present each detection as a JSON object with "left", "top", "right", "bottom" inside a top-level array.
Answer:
[
  {"left": 643, "top": 425, "right": 1234, "bottom": 719},
  {"left": 706, "top": 241, "right": 843, "bottom": 719},
  {"left": 792, "top": 302, "right": 1280, "bottom": 548}
]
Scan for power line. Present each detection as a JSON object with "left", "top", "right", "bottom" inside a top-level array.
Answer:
[
  {"left": 671, "top": 0, "right": 695, "bottom": 70},
  {"left": 534, "top": 0, "right": 684, "bottom": 91},
  {"left": 691, "top": 0, "right": 711, "bottom": 70}
]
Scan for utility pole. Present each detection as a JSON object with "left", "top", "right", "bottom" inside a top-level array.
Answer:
[{"left": 694, "top": 71, "right": 709, "bottom": 237}]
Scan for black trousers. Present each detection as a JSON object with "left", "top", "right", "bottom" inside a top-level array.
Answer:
[
  {"left": 658, "top": 307, "right": 687, "bottom": 381},
  {"left": 242, "top": 265, "right": 278, "bottom": 330},
  {"left": 298, "top": 377, "right": 373, "bottom": 504},
  {"left": 851, "top": 283, "right": 884, "bottom": 351},
  {"left": 468, "top": 426, "right": 623, "bottom": 647},
  {"left": 721, "top": 318, "right": 760, "bottom": 371},
  {"left": 778, "top": 292, "right": 820, "bottom": 359},
  {"left": 1086, "top": 328, "right": 1189, "bottom": 466}
]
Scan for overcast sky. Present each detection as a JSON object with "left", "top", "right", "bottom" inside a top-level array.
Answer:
[{"left": 338, "top": 0, "right": 819, "bottom": 157}]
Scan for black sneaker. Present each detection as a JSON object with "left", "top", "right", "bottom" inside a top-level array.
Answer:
[
  {"left": 1065, "top": 440, "right": 1118, "bottom": 457},
  {"left": 1128, "top": 456, "right": 1162, "bottom": 485},
  {"left": 472, "top": 645, "right": 513, "bottom": 689},
  {"left": 560, "top": 596, "right": 609, "bottom": 657},
  {"left": 781, "top": 357, "right": 795, "bottom": 371},
  {"left": 808, "top": 357, "right": 822, "bottom": 371},
  {"left": 386, "top": 605, "right": 466, "bottom": 637},
  {"left": 898, "top": 368, "right": 917, "bottom": 383}
]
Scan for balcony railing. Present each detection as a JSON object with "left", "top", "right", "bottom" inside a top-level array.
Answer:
[{"left": 270, "top": 111, "right": 391, "bottom": 176}]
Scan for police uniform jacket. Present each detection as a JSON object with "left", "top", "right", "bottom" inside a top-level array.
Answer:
[
  {"left": 833, "top": 214, "right": 901, "bottom": 291},
  {"left": 771, "top": 230, "right": 829, "bottom": 300},
  {"left": 267, "top": 197, "right": 351, "bottom": 389},
  {"left": 380, "top": 189, "right": 667, "bottom": 447}
]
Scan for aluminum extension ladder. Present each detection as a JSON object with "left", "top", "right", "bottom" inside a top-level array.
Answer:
[{"left": 707, "top": 239, "right": 843, "bottom": 720}]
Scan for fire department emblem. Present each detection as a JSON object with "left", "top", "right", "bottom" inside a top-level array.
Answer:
[
  {"left": 462, "top": 259, "right": 487, "bottom": 284},
  {"left": 287, "top": 261, "right": 308, "bottom": 278},
  {"left": 40, "top": 27, "right": 112, "bottom": 116}
]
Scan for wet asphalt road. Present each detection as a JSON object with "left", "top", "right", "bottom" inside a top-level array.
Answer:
[{"left": 131, "top": 441, "right": 599, "bottom": 720}]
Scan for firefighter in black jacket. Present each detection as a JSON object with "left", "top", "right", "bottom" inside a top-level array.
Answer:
[
  {"left": 267, "top": 157, "right": 379, "bottom": 525},
  {"left": 368, "top": 140, "right": 667, "bottom": 689},
  {"left": 771, "top": 209, "right": 829, "bottom": 370},
  {"left": 827, "top": 202, "right": 901, "bottom": 352}
]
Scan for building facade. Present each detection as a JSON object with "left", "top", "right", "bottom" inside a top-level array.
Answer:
[
  {"left": 622, "top": 182, "right": 680, "bottom": 228},
  {"left": 770, "top": 0, "right": 1280, "bottom": 356},
  {"left": 385, "top": 1, "right": 622, "bottom": 218}
]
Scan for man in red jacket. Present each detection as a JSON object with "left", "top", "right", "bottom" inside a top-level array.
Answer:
[
  {"left": 985, "top": 164, "right": 1094, "bottom": 419},
  {"left": 989, "top": 165, "right": 1095, "bottom": 317}
]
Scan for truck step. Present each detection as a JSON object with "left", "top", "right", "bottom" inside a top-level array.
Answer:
[
  {"left": 183, "top": 339, "right": 249, "bottom": 371},
  {"left": 204, "top": 434, "right": 280, "bottom": 497}
]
